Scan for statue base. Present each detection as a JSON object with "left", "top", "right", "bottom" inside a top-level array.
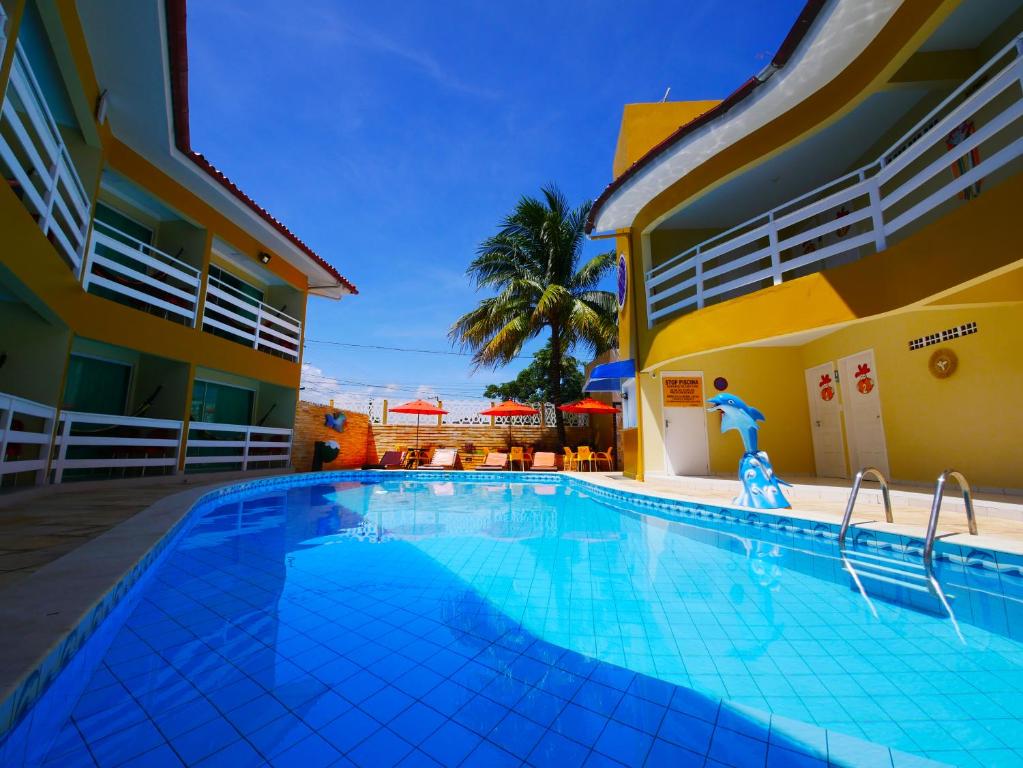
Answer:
[{"left": 734, "top": 450, "right": 791, "bottom": 510}]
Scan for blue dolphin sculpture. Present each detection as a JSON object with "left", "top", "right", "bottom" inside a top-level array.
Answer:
[
  {"left": 707, "top": 393, "right": 790, "bottom": 510},
  {"left": 325, "top": 412, "right": 346, "bottom": 433}
]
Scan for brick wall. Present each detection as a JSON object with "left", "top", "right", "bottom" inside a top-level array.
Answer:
[
  {"left": 292, "top": 401, "right": 376, "bottom": 471},
  {"left": 292, "top": 401, "right": 609, "bottom": 471}
]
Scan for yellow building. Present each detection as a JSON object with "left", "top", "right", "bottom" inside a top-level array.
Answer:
[
  {"left": 0, "top": 0, "right": 355, "bottom": 484},
  {"left": 588, "top": 0, "right": 1023, "bottom": 493}
]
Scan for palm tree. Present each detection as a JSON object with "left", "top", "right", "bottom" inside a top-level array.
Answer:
[{"left": 450, "top": 184, "right": 617, "bottom": 444}]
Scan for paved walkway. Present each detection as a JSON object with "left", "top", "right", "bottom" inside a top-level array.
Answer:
[
  {"left": 0, "top": 470, "right": 290, "bottom": 591},
  {"left": 573, "top": 471, "right": 1023, "bottom": 554}
]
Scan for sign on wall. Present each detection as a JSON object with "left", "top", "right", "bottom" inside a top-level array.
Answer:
[
  {"left": 662, "top": 375, "right": 704, "bottom": 407},
  {"left": 617, "top": 253, "right": 628, "bottom": 310}
]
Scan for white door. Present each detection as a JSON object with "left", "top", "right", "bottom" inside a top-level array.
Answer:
[
  {"left": 661, "top": 371, "right": 710, "bottom": 476},
  {"left": 804, "top": 362, "right": 847, "bottom": 478},
  {"left": 838, "top": 349, "right": 889, "bottom": 477}
]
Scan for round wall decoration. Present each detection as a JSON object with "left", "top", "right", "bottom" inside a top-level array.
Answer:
[
  {"left": 929, "top": 347, "right": 958, "bottom": 379},
  {"left": 616, "top": 253, "right": 628, "bottom": 310},
  {"left": 713, "top": 377, "right": 728, "bottom": 391}
]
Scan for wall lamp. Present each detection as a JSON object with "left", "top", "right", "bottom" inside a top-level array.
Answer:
[{"left": 259, "top": 252, "right": 272, "bottom": 265}]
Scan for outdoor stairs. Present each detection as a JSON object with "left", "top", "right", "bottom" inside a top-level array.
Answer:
[{"left": 842, "top": 549, "right": 954, "bottom": 617}]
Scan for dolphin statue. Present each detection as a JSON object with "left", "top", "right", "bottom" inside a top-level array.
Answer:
[{"left": 708, "top": 393, "right": 791, "bottom": 510}]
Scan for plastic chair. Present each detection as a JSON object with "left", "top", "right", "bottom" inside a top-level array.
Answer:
[
  {"left": 593, "top": 446, "right": 615, "bottom": 471},
  {"left": 577, "top": 446, "right": 594, "bottom": 471},
  {"left": 562, "top": 447, "right": 577, "bottom": 471},
  {"left": 509, "top": 446, "right": 525, "bottom": 471}
]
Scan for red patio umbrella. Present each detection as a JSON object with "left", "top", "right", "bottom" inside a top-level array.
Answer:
[
  {"left": 558, "top": 397, "right": 621, "bottom": 415},
  {"left": 559, "top": 398, "right": 621, "bottom": 460},
  {"left": 388, "top": 399, "right": 449, "bottom": 461},
  {"left": 479, "top": 400, "right": 539, "bottom": 447}
]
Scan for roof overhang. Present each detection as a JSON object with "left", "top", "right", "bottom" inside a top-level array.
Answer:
[
  {"left": 76, "top": 0, "right": 357, "bottom": 299},
  {"left": 587, "top": 0, "right": 903, "bottom": 235}
]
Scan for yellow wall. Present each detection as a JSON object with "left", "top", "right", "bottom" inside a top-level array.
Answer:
[
  {"left": 800, "top": 303, "right": 1023, "bottom": 489},
  {"left": 635, "top": 302, "right": 1023, "bottom": 490},
  {"left": 613, "top": 101, "right": 721, "bottom": 178}
]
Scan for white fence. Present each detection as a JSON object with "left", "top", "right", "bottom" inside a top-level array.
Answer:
[
  {"left": 184, "top": 422, "right": 292, "bottom": 470},
  {"left": 51, "top": 412, "right": 183, "bottom": 483},
  {"left": 0, "top": 41, "right": 91, "bottom": 272},
  {"left": 201, "top": 276, "right": 302, "bottom": 362},
  {"left": 83, "top": 220, "right": 202, "bottom": 325},
  {"left": 646, "top": 34, "right": 1023, "bottom": 326},
  {"left": 0, "top": 393, "right": 56, "bottom": 483},
  {"left": 321, "top": 397, "right": 588, "bottom": 427}
]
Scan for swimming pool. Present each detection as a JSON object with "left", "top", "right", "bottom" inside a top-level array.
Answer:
[{"left": 3, "top": 472, "right": 1023, "bottom": 767}]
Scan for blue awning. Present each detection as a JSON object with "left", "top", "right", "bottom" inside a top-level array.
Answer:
[
  {"left": 583, "top": 359, "right": 635, "bottom": 393},
  {"left": 589, "top": 359, "right": 635, "bottom": 380},
  {"left": 583, "top": 378, "right": 622, "bottom": 393}
]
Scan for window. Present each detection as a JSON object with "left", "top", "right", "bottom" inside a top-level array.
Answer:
[
  {"left": 63, "top": 355, "right": 131, "bottom": 415},
  {"left": 94, "top": 203, "right": 153, "bottom": 246},
  {"left": 208, "top": 265, "right": 264, "bottom": 303},
  {"left": 191, "top": 380, "right": 254, "bottom": 425}
]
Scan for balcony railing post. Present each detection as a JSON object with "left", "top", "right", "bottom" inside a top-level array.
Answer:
[
  {"left": 39, "top": 160, "right": 59, "bottom": 239},
  {"left": 694, "top": 245, "right": 705, "bottom": 309},
  {"left": 253, "top": 306, "right": 263, "bottom": 351},
  {"left": 242, "top": 426, "right": 251, "bottom": 471},
  {"left": 866, "top": 172, "right": 887, "bottom": 253},
  {"left": 53, "top": 416, "right": 71, "bottom": 484},
  {"left": 766, "top": 214, "right": 781, "bottom": 286}
]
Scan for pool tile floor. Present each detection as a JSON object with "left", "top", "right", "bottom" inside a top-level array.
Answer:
[{"left": 22, "top": 485, "right": 958, "bottom": 767}]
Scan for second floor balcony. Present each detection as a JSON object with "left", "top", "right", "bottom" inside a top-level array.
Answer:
[
  {"left": 0, "top": 34, "right": 91, "bottom": 273},
  {"left": 645, "top": 33, "right": 1023, "bottom": 327},
  {"left": 201, "top": 274, "right": 302, "bottom": 363}
]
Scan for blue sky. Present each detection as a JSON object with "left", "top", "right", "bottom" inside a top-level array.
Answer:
[{"left": 186, "top": 0, "right": 804, "bottom": 404}]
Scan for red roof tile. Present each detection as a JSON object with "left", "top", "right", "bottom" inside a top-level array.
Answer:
[
  {"left": 586, "top": 0, "right": 826, "bottom": 234},
  {"left": 165, "top": 0, "right": 357, "bottom": 295}
]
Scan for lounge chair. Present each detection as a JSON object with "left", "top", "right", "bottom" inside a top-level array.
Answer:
[
  {"left": 361, "top": 450, "right": 404, "bottom": 470},
  {"left": 381, "top": 450, "right": 405, "bottom": 469},
  {"left": 530, "top": 452, "right": 558, "bottom": 472},
  {"left": 475, "top": 452, "right": 508, "bottom": 470},
  {"left": 420, "top": 448, "right": 460, "bottom": 470}
]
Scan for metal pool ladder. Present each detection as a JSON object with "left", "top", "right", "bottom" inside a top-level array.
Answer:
[
  {"left": 923, "top": 469, "right": 978, "bottom": 571},
  {"left": 838, "top": 467, "right": 892, "bottom": 548}
]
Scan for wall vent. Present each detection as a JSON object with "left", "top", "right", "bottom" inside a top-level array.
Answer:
[{"left": 908, "top": 321, "right": 977, "bottom": 351}]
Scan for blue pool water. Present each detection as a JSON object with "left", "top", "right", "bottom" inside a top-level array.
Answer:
[{"left": 7, "top": 473, "right": 1023, "bottom": 767}]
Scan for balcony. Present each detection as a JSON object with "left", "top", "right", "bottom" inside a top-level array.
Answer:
[
  {"left": 201, "top": 275, "right": 302, "bottom": 362},
  {"left": 0, "top": 40, "right": 91, "bottom": 272},
  {"left": 83, "top": 220, "right": 203, "bottom": 325},
  {"left": 645, "top": 34, "right": 1023, "bottom": 327}
]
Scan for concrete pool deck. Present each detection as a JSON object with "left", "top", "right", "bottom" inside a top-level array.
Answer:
[{"left": 571, "top": 472, "right": 1023, "bottom": 556}]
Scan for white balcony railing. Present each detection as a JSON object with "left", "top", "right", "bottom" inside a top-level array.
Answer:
[
  {"left": 0, "top": 393, "right": 56, "bottom": 483},
  {"left": 184, "top": 422, "right": 292, "bottom": 470},
  {"left": 201, "top": 276, "right": 302, "bottom": 362},
  {"left": 0, "top": 42, "right": 91, "bottom": 273},
  {"left": 83, "top": 220, "right": 202, "bottom": 324},
  {"left": 645, "top": 34, "right": 1023, "bottom": 326},
  {"left": 52, "top": 412, "right": 183, "bottom": 483}
]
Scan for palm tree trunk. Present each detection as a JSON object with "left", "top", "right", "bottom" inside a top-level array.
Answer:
[{"left": 549, "top": 323, "right": 567, "bottom": 446}]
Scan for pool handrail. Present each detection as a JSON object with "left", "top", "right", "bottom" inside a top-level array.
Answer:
[
  {"left": 838, "top": 467, "right": 893, "bottom": 548},
  {"left": 923, "top": 469, "right": 978, "bottom": 568}
]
